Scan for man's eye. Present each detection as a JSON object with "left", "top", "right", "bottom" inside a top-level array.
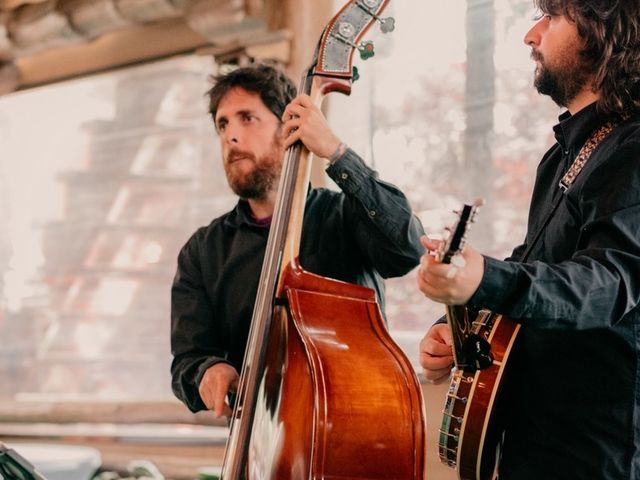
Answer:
[{"left": 532, "top": 11, "right": 551, "bottom": 21}]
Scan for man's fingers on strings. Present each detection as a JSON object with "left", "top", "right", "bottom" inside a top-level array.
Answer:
[
  {"left": 423, "top": 338, "right": 454, "bottom": 357},
  {"left": 200, "top": 387, "right": 215, "bottom": 411},
  {"left": 229, "top": 376, "right": 239, "bottom": 394},
  {"left": 445, "top": 265, "right": 458, "bottom": 279},
  {"left": 284, "top": 121, "right": 301, "bottom": 139},
  {"left": 439, "top": 326, "right": 454, "bottom": 346},
  {"left": 283, "top": 128, "right": 301, "bottom": 149},
  {"left": 420, "top": 235, "right": 442, "bottom": 252},
  {"left": 451, "top": 254, "right": 467, "bottom": 268},
  {"left": 420, "top": 352, "right": 454, "bottom": 370},
  {"left": 283, "top": 104, "right": 303, "bottom": 122},
  {"left": 285, "top": 95, "right": 313, "bottom": 119},
  {"left": 293, "top": 93, "right": 313, "bottom": 107},
  {"left": 423, "top": 366, "right": 453, "bottom": 384},
  {"left": 221, "top": 402, "right": 233, "bottom": 417}
]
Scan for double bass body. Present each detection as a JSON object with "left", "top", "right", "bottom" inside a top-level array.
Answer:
[{"left": 247, "top": 263, "right": 426, "bottom": 479}]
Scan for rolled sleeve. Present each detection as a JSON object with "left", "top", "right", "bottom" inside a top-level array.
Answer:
[{"left": 326, "top": 148, "right": 424, "bottom": 277}]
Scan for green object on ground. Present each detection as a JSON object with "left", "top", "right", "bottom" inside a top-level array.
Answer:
[{"left": 198, "top": 466, "right": 222, "bottom": 480}]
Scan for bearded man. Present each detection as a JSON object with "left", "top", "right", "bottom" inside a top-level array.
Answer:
[
  {"left": 417, "top": 1, "right": 640, "bottom": 478},
  {"left": 170, "top": 65, "right": 424, "bottom": 418}
]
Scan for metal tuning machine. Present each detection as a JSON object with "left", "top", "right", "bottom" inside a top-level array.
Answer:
[
  {"left": 356, "top": 0, "right": 396, "bottom": 33},
  {"left": 333, "top": 21, "right": 377, "bottom": 60}
]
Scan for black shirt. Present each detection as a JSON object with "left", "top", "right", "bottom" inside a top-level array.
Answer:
[
  {"left": 170, "top": 149, "right": 424, "bottom": 412},
  {"left": 469, "top": 104, "right": 640, "bottom": 479}
]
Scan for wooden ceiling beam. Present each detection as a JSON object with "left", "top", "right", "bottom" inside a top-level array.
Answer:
[
  {"left": 15, "top": 16, "right": 210, "bottom": 87},
  {"left": 0, "top": 0, "right": 48, "bottom": 12}
]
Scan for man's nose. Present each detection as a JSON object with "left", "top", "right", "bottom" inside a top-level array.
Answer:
[
  {"left": 523, "top": 17, "right": 546, "bottom": 47},
  {"left": 221, "top": 123, "right": 240, "bottom": 144},
  {"left": 224, "top": 133, "right": 239, "bottom": 144}
]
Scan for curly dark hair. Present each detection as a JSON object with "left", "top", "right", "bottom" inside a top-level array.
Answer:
[
  {"left": 534, "top": 0, "right": 640, "bottom": 116},
  {"left": 206, "top": 64, "right": 297, "bottom": 124}
]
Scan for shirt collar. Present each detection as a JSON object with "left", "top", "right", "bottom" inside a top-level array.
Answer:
[
  {"left": 222, "top": 186, "right": 314, "bottom": 229},
  {"left": 224, "top": 199, "right": 271, "bottom": 229},
  {"left": 552, "top": 102, "right": 605, "bottom": 152}
]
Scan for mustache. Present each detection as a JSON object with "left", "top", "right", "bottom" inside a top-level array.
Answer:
[
  {"left": 530, "top": 49, "right": 544, "bottom": 62},
  {"left": 226, "top": 149, "right": 255, "bottom": 164}
]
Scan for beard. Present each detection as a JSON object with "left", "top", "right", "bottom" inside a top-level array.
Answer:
[
  {"left": 224, "top": 135, "right": 283, "bottom": 200},
  {"left": 532, "top": 46, "right": 592, "bottom": 108}
]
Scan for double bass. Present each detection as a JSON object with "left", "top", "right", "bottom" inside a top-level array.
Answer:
[{"left": 220, "top": 1, "right": 426, "bottom": 479}]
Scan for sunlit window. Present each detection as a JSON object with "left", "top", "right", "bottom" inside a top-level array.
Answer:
[{"left": 0, "top": 55, "right": 234, "bottom": 401}]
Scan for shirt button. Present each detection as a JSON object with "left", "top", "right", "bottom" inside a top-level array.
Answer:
[
  {"left": 341, "top": 172, "right": 348, "bottom": 180},
  {"left": 369, "top": 210, "right": 376, "bottom": 217}
]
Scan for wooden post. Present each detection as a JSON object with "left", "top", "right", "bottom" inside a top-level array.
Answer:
[
  {"left": 464, "top": 0, "right": 495, "bottom": 246},
  {"left": 267, "top": 0, "right": 335, "bottom": 187}
]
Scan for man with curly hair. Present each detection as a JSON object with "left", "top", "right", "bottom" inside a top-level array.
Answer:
[{"left": 418, "top": 1, "right": 640, "bottom": 478}]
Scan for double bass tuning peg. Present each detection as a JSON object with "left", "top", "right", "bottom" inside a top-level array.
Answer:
[
  {"left": 332, "top": 23, "right": 375, "bottom": 60},
  {"left": 352, "top": 66, "right": 360, "bottom": 82},
  {"left": 379, "top": 16, "right": 395, "bottom": 34},
  {"left": 357, "top": 1, "right": 396, "bottom": 34},
  {"left": 358, "top": 41, "right": 375, "bottom": 60}
]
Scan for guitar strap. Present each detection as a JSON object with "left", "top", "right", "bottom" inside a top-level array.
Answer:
[{"left": 517, "top": 120, "right": 617, "bottom": 262}]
